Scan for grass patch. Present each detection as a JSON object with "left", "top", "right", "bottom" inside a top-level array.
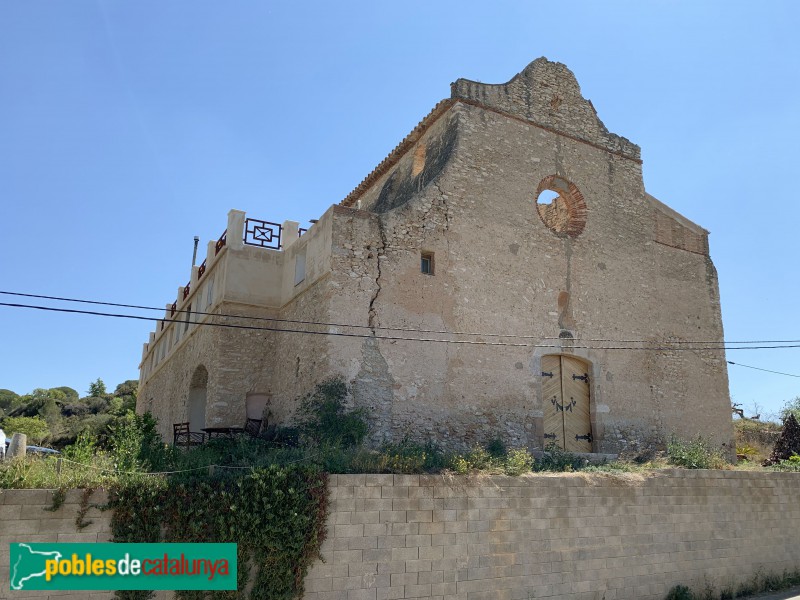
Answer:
[
  {"left": 667, "top": 435, "right": 727, "bottom": 470},
  {"left": 665, "top": 568, "right": 800, "bottom": 599},
  {"left": 734, "top": 418, "right": 782, "bottom": 464}
]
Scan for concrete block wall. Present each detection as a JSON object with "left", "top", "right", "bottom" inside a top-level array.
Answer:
[
  {"left": 305, "top": 471, "right": 800, "bottom": 600},
  {"left": 4, "top": 471, "right": 800, "bottom": 599},
  {"left": 0, "top": 488, "right": 115, "bottom": 599}
]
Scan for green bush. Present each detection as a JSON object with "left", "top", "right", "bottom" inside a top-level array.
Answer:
[
  {"left": 449, "top": 446, "right": 497, "bottom": 474},
  {"left": 377, "top": 439, "right": 447, "bottom": 473},
  {"left": 534, "top": 443, "right": 587, "bottom": 472},
  {"left": 109, "top": 465, "right": 328, "bottom": 600},
  {"left": 62, "top": 432, "right": 97, "bottom": 464},
  {"left": 486, "top": 438, "right": 507, "bottom": 458},
  {"left": 667, "top": 435, "right": 726, "bottom": 469},
  {"left": 261, "top": 424, "right": 301, "bottom": 448},
  {"left": 504, "top": 448, "right": 533, "bottom": 476},
  {"left": 771, "top": 453, "right": 800, "bottom": 472},
  {"left": 664, "top": 584, "right": 693, "bottom": 600},
  {"left": 297, "top": 378, "right": 368, "bottom": 448},
  {"left": 0, "top": 415, "right": 51, "bottom": 444},
  {"left": 108, "top": 412, "right": 170, "bottom": 473}
]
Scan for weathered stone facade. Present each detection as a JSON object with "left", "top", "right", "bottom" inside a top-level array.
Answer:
[{"left": 138, "top": 58, "right": 733, "bottom": 455}]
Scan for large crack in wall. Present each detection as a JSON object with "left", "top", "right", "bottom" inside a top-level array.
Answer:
[{"left": 367, "top": 216, "right": 387, "bottom": 333}]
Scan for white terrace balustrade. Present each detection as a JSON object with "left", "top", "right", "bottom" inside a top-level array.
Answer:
[{"left": 139, "top": 208, "right": 315, "bottom": 383}]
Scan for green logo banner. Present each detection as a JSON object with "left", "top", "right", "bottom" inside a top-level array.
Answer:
[{"left": 9, "top": 543, "right": 237, "bottom": 591}]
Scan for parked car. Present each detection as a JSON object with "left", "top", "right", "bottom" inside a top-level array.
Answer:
[{"left": 3, "top": 440, "right": 60, "bottom": 456}]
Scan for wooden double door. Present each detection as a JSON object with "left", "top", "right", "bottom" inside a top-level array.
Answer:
[{"left": 541, "top": 355, "right": 592, "bottom": 452}]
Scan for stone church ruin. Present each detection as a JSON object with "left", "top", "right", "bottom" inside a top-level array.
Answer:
[{"left": 137, "top": 58, "right": 734, "bottom": 456}]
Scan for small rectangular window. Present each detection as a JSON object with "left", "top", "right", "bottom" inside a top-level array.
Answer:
[
  {"left": 206, "top": 276, "right": 215, "bottom": 308},
  {"left": 184, "top": 304, "right": 192, "bottom": 333},
  {"left": 421, "top": 252, "right": 434, "bottom": 275},
  {"left": 294, "top": 250, "right": 306, "bottom": 286}
]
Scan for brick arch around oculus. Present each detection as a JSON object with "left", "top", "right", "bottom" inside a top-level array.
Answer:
[{"left": 534, "top": 175, "right": 587, "bottom": 238}]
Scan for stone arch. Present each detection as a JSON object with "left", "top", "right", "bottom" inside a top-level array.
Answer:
[
  {"left": 534, "top": 175, "right": 587, "bottom": 237},
  {"left": 188, "top": 365, "right": 208, "bottom": 431}
]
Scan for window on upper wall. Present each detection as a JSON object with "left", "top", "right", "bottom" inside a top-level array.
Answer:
[
  {"left": 421, "top": 252, "right": 434, "bottom": 275},
  {"left": 206, "top": 276, "right": 215, "bottom": 308},
  {"left": 184, "top": 304, "right": 192, "bottom": 333},
  {"left": 294, "top": 250, "right": 306, "bottom": 286}
]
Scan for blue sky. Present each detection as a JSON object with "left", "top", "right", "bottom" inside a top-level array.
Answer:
[{"left": 1, "top": 1, "right": 798, "bottom": 418}]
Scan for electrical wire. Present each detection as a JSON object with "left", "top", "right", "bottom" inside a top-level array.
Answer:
[
  {"left": 727, "top": 361, "right": 800, "bottom": 378},
  {"left": 2, "top": 290, "right": 800, "bottom": 347},
  {"left": 3, "top": 300, "right": 800, "bottom": 352}
]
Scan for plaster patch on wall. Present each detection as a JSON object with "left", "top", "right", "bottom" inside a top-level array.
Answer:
[{"left": 352, "top": 338, "right": 395, "bottom": 444}]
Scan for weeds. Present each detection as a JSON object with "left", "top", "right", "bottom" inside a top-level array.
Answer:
[
  {"left": 770, "top": 453, "right": 800, "bottom": 472},
  {"left": 504, "top": 448, "right": 534, "bottom": 475},
  {"left": 296, "top": 377, "right": 368, "bottom": 448},
  {"left": 667, "top": 436, "right": 726, "bottom": 469},
  {"left": 665, "top": 568, "right": 800, "bottom": 599},
  {"left": 534, "top": 443, "right": 588, "bottom": 472}
]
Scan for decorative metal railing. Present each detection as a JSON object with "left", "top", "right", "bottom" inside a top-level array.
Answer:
[
  {"left": 215, "top": 230, "right": 227, "bottom": 255},
  {"left": 161, "top": 218, "right": 315, "bottom": 339},
  {"left": 244, "top": 218, "right": 282, "bottom": 249}
]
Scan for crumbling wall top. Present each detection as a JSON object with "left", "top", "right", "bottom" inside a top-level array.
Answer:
[{"left": 451, "top": 57, "right": 641, "bottom": 161}]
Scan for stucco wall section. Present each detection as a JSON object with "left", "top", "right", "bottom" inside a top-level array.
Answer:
[{"left": 305, "top": 470, "right": 800, "bottom": 600}]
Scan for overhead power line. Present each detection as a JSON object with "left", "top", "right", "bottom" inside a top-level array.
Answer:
[
  {"left": 727, "top": 361, "right": 800, "bottom": 378},
  {"left": 3, "top": 300, "right": 800, "bottom": 352},
  {"left": 2, "top": 290, "right": 800, "bottom": 347}
]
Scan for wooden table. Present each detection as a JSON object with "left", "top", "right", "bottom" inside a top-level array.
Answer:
[{"left": 202, "top": 427, "right": 245, "bottom": 440}]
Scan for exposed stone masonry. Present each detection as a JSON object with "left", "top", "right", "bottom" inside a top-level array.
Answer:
[{"left": 138, "top": 57, "right": 732, "bottom": 457}]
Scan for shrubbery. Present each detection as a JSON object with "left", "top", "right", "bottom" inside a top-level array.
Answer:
[
  {"left": 667, "top": 436, "right": 726, "bottom": 469},
  {"left": 296, "top": 378, "right": 368, "bottom": 448},
  {"left": 0, "top": 415, "right": 50, "bottom": 444},
  {"left": 0, "top": 378, "right": 139, "bottom": 448}
]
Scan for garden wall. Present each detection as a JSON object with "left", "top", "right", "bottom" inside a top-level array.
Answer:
[
  {"left": 0, "top": 490, "right": 172, "bottom": 600},
  {"left": 3, "top": 470, "right": 800, "bottom": 599},
  {"left": 304, "top": 470, "right": 800, "bottom": 600}
]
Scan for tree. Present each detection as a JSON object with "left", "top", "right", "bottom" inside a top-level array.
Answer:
[
  {"left": 780, "top": 396, "right": 800, "bottom": 422},
  {"left": 765, "top": 413, "right": 800, "bottom": 465},
  {"left": 0, "top": 389, "right": 20, "bottom": 412},
  {"left": 113, "top": 380, "right": 138, "bottom": 399},
  {"left": 88, "top": 378, "right": 107, "bottom": 398},
  {"left": 112, "top": 380, "right": 138, "bottom": 414},
  {"left": 0, "top": 415, "right": 51, "bottom": 444},
  {"left": 53, "top": 386, "right": 79, "bottom": 402}
]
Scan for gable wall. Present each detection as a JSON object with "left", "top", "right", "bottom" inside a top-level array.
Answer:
[{"left": 331, "top": 98, "right": 731, "bottom": 454}]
